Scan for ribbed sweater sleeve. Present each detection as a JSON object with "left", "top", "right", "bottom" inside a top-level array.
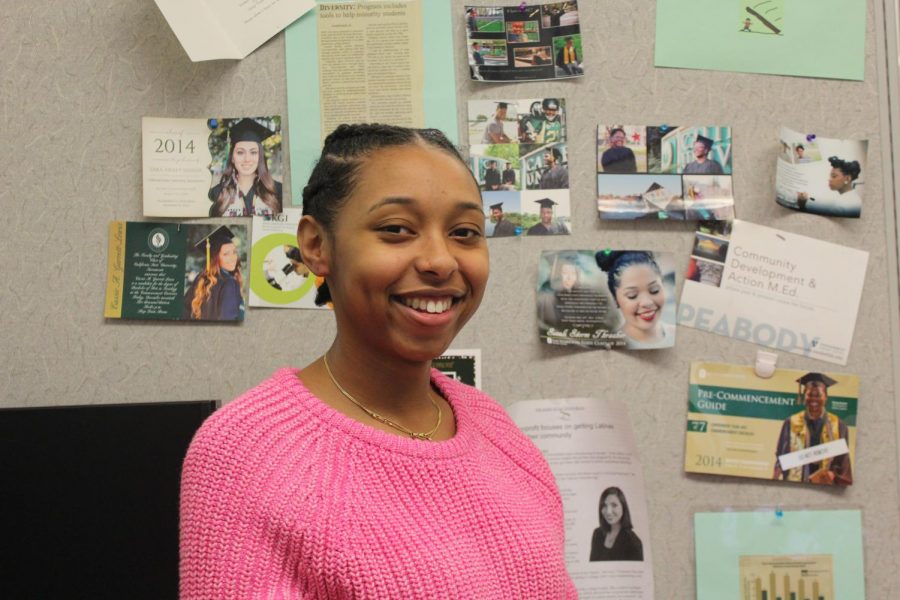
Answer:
[{"left": 179, "top": 369, "right": 576, "bottom": 599}]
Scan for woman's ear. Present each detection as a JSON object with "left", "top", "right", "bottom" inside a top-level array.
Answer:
[{"left": 297, "top": 215, "right": 330, "bottom": 277}]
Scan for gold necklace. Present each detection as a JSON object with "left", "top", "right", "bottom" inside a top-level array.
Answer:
[{"left": 323, "top": 353, "right": 442, "bottom": 440}]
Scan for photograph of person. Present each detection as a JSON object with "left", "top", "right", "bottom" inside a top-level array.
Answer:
[
  {"left": 772, "top": 373, "right": 853, "bottom": 486},
  {"left": 506, "top": 20, "right": 540, "bottom": 43},
  {"left": 553, "top": 34, "right": 583, "bottom": 76},
  {"left": 179, "top": 124, "right": 576, "bottom": 597},
  {"left": 518, "top": 98, "right": 566, "bottom": 148},
  {"left": 182, "top": 225, "right": 246, "bottom": 321},
  {"left": 525, "top": 196, "right": 569, "bottom": 235},
  {"left": 263, "top": 245, "right": 309, "bottom": 292},
  {"left": 599, "top": 127, "right": 638, "bottom": 173},
  {"left": 683, "top": 134, "right": 724, "bottom": 174},
  {"left": 537, "top": 254, "right": 607, "bottom": 332},
  {"left": 595, "top": 251, "right": 676, "bottom": 349},
  {"left": 539, "top": 145, "right": 569, "bottom": 189},
  {"left": 589, "top": 487, "right": 644, "bottom": 561},
  {"left": 208, "top": 118, "right": 283, "bottom": 217},
  {"left": 487, "top": 200, "right": 521, "bottom": 238},
  {"left": 541, "top": 2, "right": 579, "bottom": 28},
  {"left": 481, "top": 101, "right": 514, "bottom": 144},
  {"left": 794, "top": 156, "right": 863, "bottom": 218}
]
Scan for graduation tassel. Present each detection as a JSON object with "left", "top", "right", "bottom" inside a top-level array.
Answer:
[{"left": 205, "top": 239, "right": 211, "bottom": 275}]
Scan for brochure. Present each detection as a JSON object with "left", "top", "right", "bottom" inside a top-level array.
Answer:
[
  {"left": 507, "top": 397, "right": 654, "bottom": 599},
  {"left": 537, "top": 250, "right": 677, "bottom": 350},
  {"left": 285, "top": 1, "right": 457, "bottom": 198},
  {"left": 249, "top": 209, "right": 327, "bottom": 310},
  {"left": 432, "top": 349, "right": 481, "bottom": 389},
  {"left": 597, "top": 125, "right": 734, "bottom": 221},
  {"left": 105, "top": 222, "right": 249, "bottom": 322},
  {"left": 655, "top": 0, "right": 865, "bottom": 80},
  {"left": 679, "top": 220, "right": 868, "bottom": 365},
  {"left": 695, "top": 510, "right": 865, "bottom": 600},
  {"left": 142, "top": 116, "right": 284, "bottom": 218},
  {"left": 776, "top": 127, "right": 868, "bottom": 218},
  {"left": 465, "top": 2, "right": 583, "bottom": 82},
  {"left": 686, "top": 362, "right": 858, "bottom": 486},
  {"left": 153, "top": 0, "right": 314, "bottom": 61},
  {"left": 468, "top": 98, "right": 571, "bottom": 237}
]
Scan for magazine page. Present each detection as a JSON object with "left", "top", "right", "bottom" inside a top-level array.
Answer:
[
  {"left": 507, "top": 398, "right": 654, "bottom": 599},
  {"left": 317, "top": 1, "right": 425, "bottom": 139},
  {"left": 143, "top": 116, "right": 284, "bottom": 218}
]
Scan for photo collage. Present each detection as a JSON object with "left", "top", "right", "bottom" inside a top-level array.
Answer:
[
  {"left": 468, "top": 98, "right": 571, "bottom": 237},
  {"left": 466, "top": 2, "right": 583, "bottom": 82},
  {"left": 597, "top": 125, "right": 735, "bottom": 220}
]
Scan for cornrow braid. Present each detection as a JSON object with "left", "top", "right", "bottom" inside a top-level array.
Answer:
[{"left": 301, "top": 124, "right": 469, "bottom": 306}]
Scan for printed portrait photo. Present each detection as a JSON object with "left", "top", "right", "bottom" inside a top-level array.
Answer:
[
  {"left": 183, "top": 225, "right": 249, "bottom": 322},
  {"left": 541, "top": 1, "right": 579, "bottom": 29},
  {"left": 598, "top": 125, "right": 648, "bottom": 174},
  {"left": 647, "top": 126, "right": 732, "bottom": 175},
  {"left": 467, "top": 100, "right": 519, "bottom": 146}
]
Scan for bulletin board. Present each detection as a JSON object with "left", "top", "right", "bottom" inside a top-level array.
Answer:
[{"left": 1, "top": 0, "right": 898, "bottom": 596}]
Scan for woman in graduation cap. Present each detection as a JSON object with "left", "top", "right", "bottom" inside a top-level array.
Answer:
[
  {"left": 208, "top": 118, "right": 283, "bottom": 217},
  {"left": 182, "top": 225, "right": 245, "bottom": 321},
  {"left": 772, "top": 372, "right": 852, "bottom": 485},
  {"left": 179, "top": 124, "right": 575, "bottom": 598}
]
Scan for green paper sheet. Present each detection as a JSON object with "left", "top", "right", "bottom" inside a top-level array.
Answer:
[
  {"left": 694, "top": 510, "right": 865, "bottom": 599},
  {"left": 285, "top": 0, "right": 458, "bottom": 205},
  {"left": 655, "top": 0, "right": 866, "bottom": 80}
]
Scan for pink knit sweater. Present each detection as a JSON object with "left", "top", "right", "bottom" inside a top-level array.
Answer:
[{"left": 180, "top": 368, "right": 576, "bottom": 599}]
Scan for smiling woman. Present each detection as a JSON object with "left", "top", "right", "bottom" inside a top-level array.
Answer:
[{"left": 179, "top": 124, "right": 576, "bottom": 599}]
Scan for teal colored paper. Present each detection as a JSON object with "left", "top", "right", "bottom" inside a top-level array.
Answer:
[
  {"left": 694, "top": 510, "right": 865, "bottom": 599},
  {"left": 655, "top": 0, "right": 866, "bottom": 80},
  {"left": 285, "top": 1, "right": 458, "bottom": 205}
]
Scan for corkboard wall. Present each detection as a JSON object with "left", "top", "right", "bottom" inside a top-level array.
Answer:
[{"left": 2, "top": 0, "right": 898, "bottom": 595}]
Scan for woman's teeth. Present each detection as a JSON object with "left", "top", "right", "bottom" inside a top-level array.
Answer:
[{"left": 401, "top": 297, "right": 453, "bottom": 314}]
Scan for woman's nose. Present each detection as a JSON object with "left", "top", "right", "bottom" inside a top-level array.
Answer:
[{"left": 415, "top": 235, "right": 458, "bottom": 279}]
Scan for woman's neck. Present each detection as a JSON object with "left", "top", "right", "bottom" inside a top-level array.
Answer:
[
  {"left": 624, "top": 323, "right": 661, "bottom": 343},
  {"left": 839, "top": 183, "right": 853, "bottom": 194},
  {"left": 237, "top": 173, "right": 255, "bottom": 192}
]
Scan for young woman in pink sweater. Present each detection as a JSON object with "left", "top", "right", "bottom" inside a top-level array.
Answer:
[{"left": 179, "top": 124, "right": 576, "bottom": 599}]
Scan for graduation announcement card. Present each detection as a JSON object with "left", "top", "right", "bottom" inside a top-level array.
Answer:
[
  {"left": 105, "top": 222, "right": 249, "bottom": 322},
  {"left": 142, "top": 116, "right": 284, "bottom": 218}
]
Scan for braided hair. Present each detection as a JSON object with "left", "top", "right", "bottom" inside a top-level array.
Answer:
[{"left": 301, "top": 124, "right": 469, "bottom": 306}]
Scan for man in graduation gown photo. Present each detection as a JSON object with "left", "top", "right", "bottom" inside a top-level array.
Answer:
[
  {"left": 526, "top": 198, "right": 568, "bottom": 236},
  {"left": 489, "top": 202, "right": 518, "bottom": 237}
]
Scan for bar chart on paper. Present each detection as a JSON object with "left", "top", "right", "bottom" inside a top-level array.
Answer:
[{"left": 739, "top": 555, "right": 833, "bottom": 600}]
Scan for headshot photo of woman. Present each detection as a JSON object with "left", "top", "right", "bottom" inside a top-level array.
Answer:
[
  {"left": 208, "top": 118, "right": 283, "bottom": 217},
  {"left": 600, "top": 127, "right": 637, "bottom": 173},
  {"left": 795, "top": 155, "right": 863, "bottom": 218},
  {"left": 180, "top": 124, "right": 576, "bottom": 598},
  {"left": 589, "top": 486, "right": 644, "bottom": 562},
  {"left": 595, "top": 250, "right": 675, "bottom": 349},
  {"left": 537, "top": 255, "right": 584, "bottom": 330},
  {"left": 182, "top": 225, "right": 245, "bottom": 321}
]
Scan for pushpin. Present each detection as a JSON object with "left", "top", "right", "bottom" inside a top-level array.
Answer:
[
  {"left": 775, "top": 508, "right": 784, "bottom": 519},
  {"left": 208, "top": 118, "right": 218, "bottom": 129},
  {"left": 754, "top": 350, "right": 778, "bottom": 378},
  {"left": 519, "top": 1, "right": 527, "bottom": 9},
  {"left": 659, "top": 124, "right": 669, "bottom": 132},
  {"left": 806, "top": 133, "right": 816, "bottom": 142}
]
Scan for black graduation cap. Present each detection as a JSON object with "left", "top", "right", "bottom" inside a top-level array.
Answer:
[
  {"left": 489, "top": 202, "right": 504, "bottom": 210},
  {"left": 496, "top": 102, "right": 509, "bottom": 109},
  {"left": 797, "top": 372, "right": 837, "bottom": 388},
  {"left": 195, "top": 226, "right": 236, "bottom": 274},
  {"left": 695, "top": 135, "right": 714, "bottom": 150},
  {"left": 535, "top": 198, "right": 557, "bottom": 209},
  {"left": 229, "top": 118, "right": 275, "bottom": 145}
]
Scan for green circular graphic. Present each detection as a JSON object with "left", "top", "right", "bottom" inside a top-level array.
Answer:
[{"left": 250, "top": 233, "right": 315, "bottom": 304}]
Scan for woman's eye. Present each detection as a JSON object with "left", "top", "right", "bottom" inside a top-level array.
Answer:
[
  {"left": 451, "top": 227, "right": 482, "bottom": 239},
  {"left": 626, "top": 294, "right": 638, "bottom": 300},
  {"left": 649, "top": 287, "right": 661, "bottom": 295},
  {"left": 379, "top": 224, "right": 413, "bottom": 235}
]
